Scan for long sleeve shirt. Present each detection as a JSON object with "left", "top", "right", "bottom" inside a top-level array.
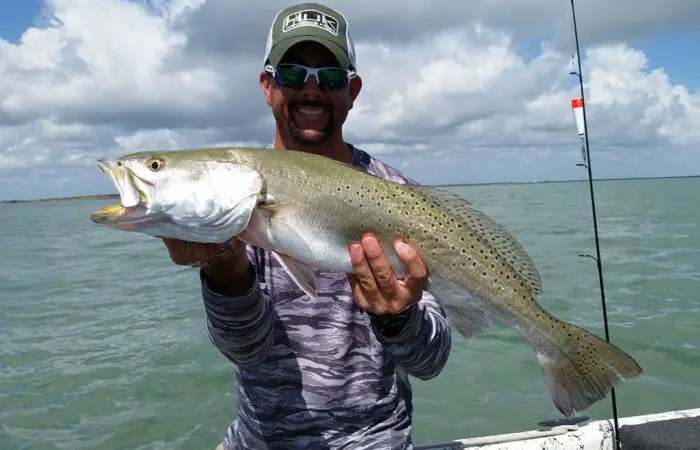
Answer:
[{"left": 201, "top": 146, "right": 452, "bottom": 450}]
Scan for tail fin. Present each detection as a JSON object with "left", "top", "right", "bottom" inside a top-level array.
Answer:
[{"left": 536, "top": 323, "right": 642, "bottom": 417}]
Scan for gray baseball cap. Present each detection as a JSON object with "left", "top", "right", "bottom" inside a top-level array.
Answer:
[{"left": 263, "top": 3, "right": 357, "bottom": 70}]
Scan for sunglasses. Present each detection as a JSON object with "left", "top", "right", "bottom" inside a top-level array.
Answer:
[{"left": 265, "top": 63, "right": 356, "bottom": 92}]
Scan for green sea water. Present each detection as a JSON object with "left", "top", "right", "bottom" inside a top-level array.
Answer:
[{"left": 1, "top": 177, "right": 699, "bottom": 449}]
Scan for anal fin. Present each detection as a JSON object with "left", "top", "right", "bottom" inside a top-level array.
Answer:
[
  {"left": 427, "top": 274, "right": 492, "bottom": 339},
  {"left": 443, "top": 304, "right": 491, "bottom": 338},
  {"left": 272, "top": 252, "right": 319, "bottom": 300}
]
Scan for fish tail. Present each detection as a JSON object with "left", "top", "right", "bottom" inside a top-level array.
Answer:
[{"left": 534, "top": 321, "right": 643, "bottom": 417}]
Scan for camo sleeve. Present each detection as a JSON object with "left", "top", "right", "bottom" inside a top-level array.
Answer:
[
  {"left": 370, "top": 291, "right": 452, "bottom": 380},
  {"left": 199, "top": 262, "right": 274, "bottom": 367}
]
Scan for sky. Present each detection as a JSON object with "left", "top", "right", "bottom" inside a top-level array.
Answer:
[{"left": 0, "top": 0, "right": 699, "bottom": 201}]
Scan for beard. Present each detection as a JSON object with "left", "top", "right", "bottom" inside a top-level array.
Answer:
[{"left": 285, "top": 100, "right": 335, "bottom": 147}]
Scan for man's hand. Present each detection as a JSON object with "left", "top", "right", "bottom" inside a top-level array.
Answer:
[
  {"left": 347, "top": 233, "right": 428, "bottom": 315},
  {"left": 162, "top": 238, "right": 240, "bottom": 268},
  {"left": 163, "top": 238, "right": 252, "bottom": 295}
]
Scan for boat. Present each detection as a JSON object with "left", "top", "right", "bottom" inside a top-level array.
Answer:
[{"left": 416, "top": 408, "right": 700, "bottom": 449}]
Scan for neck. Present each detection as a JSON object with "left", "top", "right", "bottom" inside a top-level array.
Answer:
[{"left": 272, "top": 130, "right": 353, "bottom": 164}]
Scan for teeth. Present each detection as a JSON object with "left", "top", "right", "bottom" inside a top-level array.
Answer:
[{"left": 296, "top": 106, "right": 324, "bottom": 115}]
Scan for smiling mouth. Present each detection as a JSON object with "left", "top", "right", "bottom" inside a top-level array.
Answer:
[
  {"left": 90, "top": 160, "right": 166, "bottom": 227},
  {"left": 295, "top": 105, "right": 325, "bottom": 115}
]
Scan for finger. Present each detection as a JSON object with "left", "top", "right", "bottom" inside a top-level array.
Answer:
[
  {"left": 361, "top": 234, "right": 400, "bottom": 300},
  {"left": 394, "top": 240, "right": 428, "bottom": 292},
  {"left": 347, "top": 274, "right": 372, "bottom": 312},
  {"left": 349, "top": 242, "right": 382, "bottom": 303}
]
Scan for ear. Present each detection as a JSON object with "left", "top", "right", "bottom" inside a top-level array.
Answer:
[
  {"left": 260, "top": 70, "right": 273, "bottom": 107},
  {"left": 348, "top": 75, "right": 362, "bottom": 110}
]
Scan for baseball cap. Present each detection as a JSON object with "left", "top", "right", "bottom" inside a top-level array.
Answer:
[{"left": 263, "top": 3, "right": 357, "bottom": 71}]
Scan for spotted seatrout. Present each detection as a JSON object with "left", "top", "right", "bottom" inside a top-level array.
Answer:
[{"left": 90, "top": 147, "right": 643, "bottom": 416}]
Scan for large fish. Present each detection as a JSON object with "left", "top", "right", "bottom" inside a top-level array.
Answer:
[{"left": 90, "top": 147, "right": 642, "bottom": 417}]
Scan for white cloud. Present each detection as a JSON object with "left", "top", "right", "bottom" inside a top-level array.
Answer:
[
  {"left": 0, "top": 0, "right": 699, "bottom": 200},
  {"left": 0, "top": 0, "right": 234, "bottom": 128},
  {"left": 348, "top": 31, "right": 700, "bottom": 156}
]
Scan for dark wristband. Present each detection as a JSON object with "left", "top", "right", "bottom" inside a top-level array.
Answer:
[{"left": 367, "top": 304, "right": 416, "bottom": 337}]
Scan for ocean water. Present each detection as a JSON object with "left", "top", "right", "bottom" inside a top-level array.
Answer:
[{"left": 1, "top": 177, "right": 699, "bottom": 449}]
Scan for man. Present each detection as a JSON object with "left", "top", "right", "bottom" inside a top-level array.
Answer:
[{"left": 164, "top": 3, "right": 452, "bottom": 449}]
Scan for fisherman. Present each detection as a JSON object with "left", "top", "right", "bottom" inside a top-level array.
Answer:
[{"left": 163, "top": 3, "right": 452, "bottom": 449}]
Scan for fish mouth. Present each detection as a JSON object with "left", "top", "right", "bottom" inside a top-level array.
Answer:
[
  {"left": 90, "top": 159, "right": 166, "bottom": 228},
  {"left": 89, "top": 204, "right": 166, "bottom": 228}
]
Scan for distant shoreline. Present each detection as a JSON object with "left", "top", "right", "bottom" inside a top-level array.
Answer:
[
  {"left": 436, "top": 174, "right": 700, "bottom": 188},
  {"left": 1, "top": 174, "right": 698, "bottom": 203},
  {"left": 1, "top": 194, "right": 119, "bottom": 204}
]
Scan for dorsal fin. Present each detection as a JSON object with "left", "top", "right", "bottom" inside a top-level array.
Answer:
[{"left": 406, "top": 185, "right": 542, "bottom": 296}]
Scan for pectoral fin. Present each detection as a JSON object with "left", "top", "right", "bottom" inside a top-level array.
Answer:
[
  {"left": 272, "top": 252, "right": 318, "bottom": 300},
  {"left": 259, "top": 202, "right": 298, "bottom": 216}
]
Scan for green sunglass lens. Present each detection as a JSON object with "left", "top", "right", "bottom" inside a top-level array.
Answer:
[
  {"left": 318, "top": 69, "right": 347, "bottom": 90},
  {"left": 277, "top": 65, "right": 306, "bottom": 87}
]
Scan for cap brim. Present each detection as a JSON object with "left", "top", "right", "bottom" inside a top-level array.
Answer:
[{"left": 266, "top": 36, "right": 352, "bottom": 70}]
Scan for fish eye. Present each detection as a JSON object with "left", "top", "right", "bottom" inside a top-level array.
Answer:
[{"left": 146, "top": 158, "right": 164, "bottom": 171}]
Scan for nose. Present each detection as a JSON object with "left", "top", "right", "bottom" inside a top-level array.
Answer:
[{"left": 298, "top": 75, "right": 323, "bottom": 99}]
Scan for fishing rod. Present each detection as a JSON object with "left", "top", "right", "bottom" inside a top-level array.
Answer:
[{"left": 568, "top": 1, "right": 622, "bottom": 448}]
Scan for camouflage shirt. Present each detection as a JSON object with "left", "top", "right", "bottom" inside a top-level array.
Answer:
[{"left": 201, "top": 146, "right": 452, "bottom": 450}]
